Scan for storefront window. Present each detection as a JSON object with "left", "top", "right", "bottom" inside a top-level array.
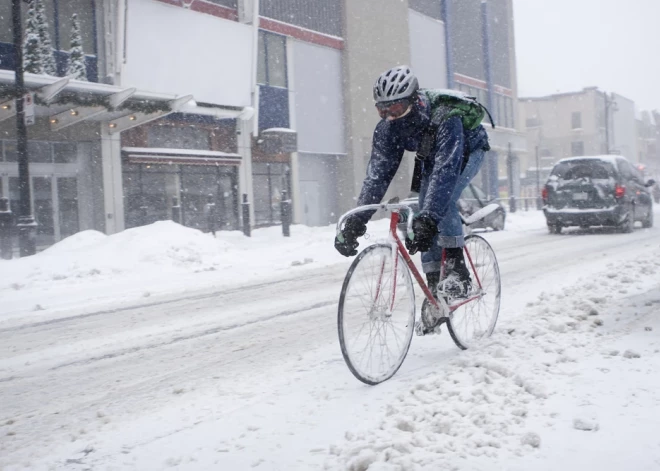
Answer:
[
  {"left": 54, "top": 142, "right": 77, "bottom": 163},
  {"left": 252, "top": 162, "right": 289, "bottom": 226},
  {"left": 5, "top": 141, "right": 17, "bottom": 162},
  {"left": 123, "top": 165, "right": 181, "bottom": 229},
  {"left": 2, "top": 140, "right": 79, "bottom": 164},
  {"left": 123, "top": 163, "right": 238, "bottom": 231},
  {"left": 33, "top": 176, "right": 55, "bottom": 246},
  {"left": 57, "top": 177, "right": 79, "bottom": 238},
  {"left": 28, "top": 142, "right": 52, "bottom": 163}
]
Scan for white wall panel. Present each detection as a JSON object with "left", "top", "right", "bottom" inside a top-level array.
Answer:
[
  {"left": 292, "top": 41, "right": 345, "bottom": 154},
  {"left": 408, "top": 9, "right": 447, "bottom": 89},
  {"left": 123, "top": 0, "right": 253, "bottom": 107}
]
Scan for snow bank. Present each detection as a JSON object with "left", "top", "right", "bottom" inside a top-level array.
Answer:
[
  {"left": 324, "top": 246, "right": 660, "bottom": 470},
  {"left": 15, "top": 222, "right": 234, "bottom": 283},
  {"left": 0, "top": 219, "right": 390, "bottom": 316}
]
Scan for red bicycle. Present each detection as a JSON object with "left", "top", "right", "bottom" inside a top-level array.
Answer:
[{"left": 336, "top": 202, "right": 501, "bottom": 385}]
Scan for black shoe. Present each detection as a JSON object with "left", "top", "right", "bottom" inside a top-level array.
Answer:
[
  {"left": 441, "top": 275, "right": 472, "bottom": 299},
  {"left": 441, "top": 248, "right": 472, "bottom": 299},
  {"left": 426, "top": 271, "right": 441, "bottom": 298}
]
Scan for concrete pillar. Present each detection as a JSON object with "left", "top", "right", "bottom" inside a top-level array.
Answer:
[
  {"left": 237, "top": 118, "right": 255, "bottom": 227},
  {"left": 77, "top": 141, "right": 95, "bottom": 231},
  {"left": 286, "top": 38, "right": 303, "bottom": 224},
  {"left": 100, "top": 127, "right": 124, "bottom": 234}
]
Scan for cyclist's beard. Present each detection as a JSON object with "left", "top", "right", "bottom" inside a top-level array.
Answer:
[{"left": 388, "top": 103, "right": 429, "bottom": 139}]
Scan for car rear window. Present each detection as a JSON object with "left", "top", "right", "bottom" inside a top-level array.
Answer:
[{"left": 551, "top": 160, "right": 615, "bottom": 180}]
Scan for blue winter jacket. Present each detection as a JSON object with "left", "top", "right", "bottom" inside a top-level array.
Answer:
[{"left": 356, "top": 91, "right": 490, "bottom": 224}]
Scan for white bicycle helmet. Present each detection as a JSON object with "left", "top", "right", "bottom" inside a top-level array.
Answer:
[{"left": 373, "top": 66, "right": 419, "bottom": 103}]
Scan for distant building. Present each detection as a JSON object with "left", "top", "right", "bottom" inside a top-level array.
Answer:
[
  {"left": 520, "top": 87, "right": 639, "bottom": 179},
  {"left": 636, "top": 110, "right": 660, "bottom": 179}
]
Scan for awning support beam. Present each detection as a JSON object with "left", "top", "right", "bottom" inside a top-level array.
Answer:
[
  {"left": 106, "top": 94, "right": 194, "bottom": 134},
  {"left": 50, "top": 106, "right": 106, "bottom": 132},
  {"left": 50, "top": 87, "right": 138, "bottom": 132},
  {"left": 37, "top": 77, "right": 69, "bottom": 103}
]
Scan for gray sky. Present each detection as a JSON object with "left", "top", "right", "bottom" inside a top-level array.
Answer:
[{"left": 513, "top": 0, "right": 660, "bottom": 112}]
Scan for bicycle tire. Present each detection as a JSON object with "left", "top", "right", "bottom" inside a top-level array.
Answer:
[
  {"left": 338, "top": 243, "right": 416, "bottom": 385},
  {"left": 446, "top": 234, "right": 501, "bottom": 350}
]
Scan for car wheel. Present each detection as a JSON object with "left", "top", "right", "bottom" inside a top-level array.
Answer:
[
  {"left": 491, "top": 211, "right": 505, "bottom": 231},
  {"left": 548, "top": 223, "right": 562, "bottom": 234},
  {"left": 642, "top": 207, "right": 653, "bottom": 228}
]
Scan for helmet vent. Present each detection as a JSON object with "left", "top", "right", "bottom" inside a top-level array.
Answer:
[{"left": 372, "top": 65, "right": 419, "bottom": 103}]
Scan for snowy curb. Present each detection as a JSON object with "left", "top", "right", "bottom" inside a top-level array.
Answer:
[{"left": 324, "top": 248, "right": 660, "bottom": 470}]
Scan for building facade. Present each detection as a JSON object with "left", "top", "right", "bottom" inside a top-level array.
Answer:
[
  {"left": 1, "top": 0, "right": 525, "bottom": 253},
  {"left": 1, "top": 0, "right": 254, "bottom": 250}
]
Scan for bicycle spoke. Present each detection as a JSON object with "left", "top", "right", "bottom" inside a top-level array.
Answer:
[
  {"left": 338, "top": 244, "right": 415, "bottom": 384},
  {"left": 447, "top": 235, "right": 500, "bottom": 349}
]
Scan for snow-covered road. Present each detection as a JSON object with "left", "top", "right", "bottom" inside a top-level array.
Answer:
[{"left": 2, "top": 211, "right": 660, "bottom": 470}]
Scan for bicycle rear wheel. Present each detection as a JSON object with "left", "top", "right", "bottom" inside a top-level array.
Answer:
[
  {"left": 338, "top": 243, "right": 415, "bottom": 385},
  {"left": 446, "top": 234, "right": 500, "bottom": 350}
]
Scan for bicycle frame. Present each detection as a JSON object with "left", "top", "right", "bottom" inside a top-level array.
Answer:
[{"left": 337, "top": 203, "right": 485, "bottom": 317}]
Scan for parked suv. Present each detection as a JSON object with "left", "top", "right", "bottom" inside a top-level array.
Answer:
[{"left": 542, "top": 155, "right": 655, "bottom": 233}]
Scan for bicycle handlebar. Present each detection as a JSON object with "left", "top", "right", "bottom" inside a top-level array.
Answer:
[
  {"left": 336, "top": 203, "right": 416, "bottom": 240},
  {"left": 337, "top": 201, "right": 502, "bottom": 241}
]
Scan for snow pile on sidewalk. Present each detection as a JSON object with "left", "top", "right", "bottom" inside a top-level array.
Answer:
[
  {"left": 0, "top": 220, "right": 369, "bottom": 289},
  {"left": 324, "top": 246, "right": 660, "bottom": 471},
  {"left": 10, "top": 222, "right": 234, "bottom": 281},
  {"left": 0, "top": 220, "right": 363, "bottom": 316}
]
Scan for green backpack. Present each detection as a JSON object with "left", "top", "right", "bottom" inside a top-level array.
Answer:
[
  {"left": 411, "top": 89, "right": 494, "bottom": 193},
  {"left": 420, "top": 88, "right": 494, "bottom": 131}
]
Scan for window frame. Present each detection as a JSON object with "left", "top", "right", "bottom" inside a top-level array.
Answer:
[
  {"left": 571, "top": 111, "right": 582, "bottom": 130},
  {"left": 570, "top": 141, "right": 585, "bottom": 157},
  {"left": 257, "top": 30, "right": 288, "bottom": 88}
]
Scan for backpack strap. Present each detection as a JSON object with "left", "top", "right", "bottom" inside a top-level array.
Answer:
[
  {"left": 479, "top": 102, "right": 496, "bottom": 128},
  {"left": 411, "top": 119, "right": 439, "bottom": 194},
  {"left": 410, "top": 109, "right": 481, "bottom": 194}
]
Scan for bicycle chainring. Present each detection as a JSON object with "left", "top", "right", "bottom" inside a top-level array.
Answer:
[{"left": 415, "top": 298, "right": 446, "bottom": 336}]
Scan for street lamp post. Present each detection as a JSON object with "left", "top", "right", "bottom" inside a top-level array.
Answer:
[
  {"left": 535, "top": 145, "right": 542, "bottom": 209},
  {"left": 12, "top": 0, "right": 37, "bottom": 256},
  {"left": 604, "top": 92, "right": 618, "bottom": 155}
]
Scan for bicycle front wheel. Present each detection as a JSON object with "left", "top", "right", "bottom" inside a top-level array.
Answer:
[
  {"left": 338, "top": 244, "right": 416, "bottom": 385},
  {"left": 447, "top": 234, "right": 501, "bottom": 350}
]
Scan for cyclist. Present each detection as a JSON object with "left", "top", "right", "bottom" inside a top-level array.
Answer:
[{"left": 335, "top": 65, "right": 491, "bottom": 298}]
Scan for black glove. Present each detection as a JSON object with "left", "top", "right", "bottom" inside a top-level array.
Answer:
[
  {"left": 405, "top": 214, "right": 438, "bottom": 255},
  {"left": 335, "top": 216, "right": 367, "bottom": 257}
]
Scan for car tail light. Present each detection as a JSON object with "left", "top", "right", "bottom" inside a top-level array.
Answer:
[
  {"left": 615, "top": 185, "right": 625, "bottom": 198},
  {"left": 541, "top": 187, "right": 548, "bottom": 201}
]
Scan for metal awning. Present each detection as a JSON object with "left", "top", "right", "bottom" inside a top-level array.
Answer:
[
  {"left": 122, "top": 147, "right": 242, "bottom": 166},
  {"left": 0, "top": 70, "right": 252, "bottom": 133}
]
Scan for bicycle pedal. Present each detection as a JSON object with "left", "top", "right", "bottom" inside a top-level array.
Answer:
[{"left": 415, "top": 320, "right": 443, "bottom": 336}]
